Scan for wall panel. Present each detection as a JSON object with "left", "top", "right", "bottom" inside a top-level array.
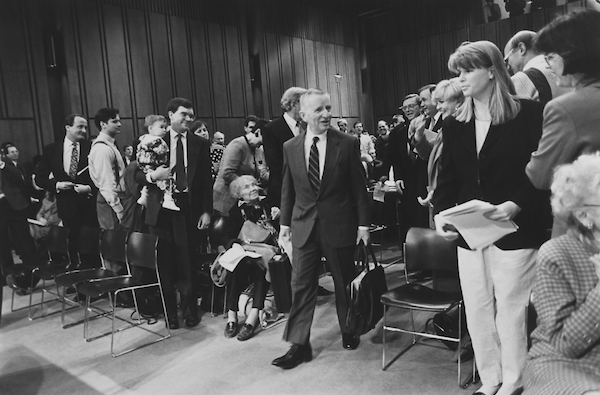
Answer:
[
  {"left": 170, "top": 15, "right": 193, "bottom": 102},
  {"left": 224, "top": 25, "right": 245, "bottom": 117},
  {"left": 0, "top": 1, "right": 34, "bottom": 119},
  {"left": 208, "top": 23, "right": 229, "bottom": 117},
  {"left": 326, "top": 43, "right": 340, "bottom": 117},
  {"left": 77, "top": 2, "right": 108, "bottom": 116},
  {"left": 291, "top": 38, "right": 306, "bottom": 90},
  {"left": 315, "top": 42, "right": 328, "bottom": 92},
  {"left": 126, "top": 8, "right": 153, "bottom": 118},
  {"left": 345, "top": 46, "right": 358, "bottom": 119},
  {"left": 103, "top": 4, "right": 132, "bottom": 117},
  {"left": 304, "top": 42, "right": 317, "bottom": 89},
  {"left": 278, "top": 36, "right": 293, "bottom": 92},
  {"left": 148, "top": 12, "right": 173, "bottom": 113},
  {"left": 265, "top": 33, "right": 282, "bottom": 118},
  {"left": 189, "top": 21, "right": 214, "bottom": 118}
]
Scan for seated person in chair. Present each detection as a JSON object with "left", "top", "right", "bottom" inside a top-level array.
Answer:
[
  {"left": 524, "top": 154, "right": 600, "bottom": 394},
  {"left": 222, "top": 175, "right": 279, "bottom": 341}
]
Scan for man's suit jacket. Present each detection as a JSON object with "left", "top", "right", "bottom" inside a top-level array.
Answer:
[
  {"left": 384, "top": 121, "right": 429, "bottom": 209},
  {"left": 280, "top": 128, "right": 370, "bottom": 249},
  {"left": 526, "top": 79, "right": 600, "bottom": 191},
  {"left": 262, "top": 117, "right": 294, "bottom": 208},
  {"left": 140, "top": 132, "right": 213, "bottom": 227},
  {"left": 433, "top": 99, "right": 550, "bottom": 250},
  {"left": 35, "top": 140, "right": 97, "bottom": 221},
  {"left": 1, "top": 161, "right": 31, "bottom": 211}
]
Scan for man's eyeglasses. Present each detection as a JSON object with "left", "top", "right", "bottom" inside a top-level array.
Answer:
[
  {"left": 504, "top": 47, "right": 515, "bottom": 72},
  {"left": 179, "top": 112, "right": 196, "bottom": 121},
  {"left": 401, "top": 103, "right": 419, "bottom": 111}
]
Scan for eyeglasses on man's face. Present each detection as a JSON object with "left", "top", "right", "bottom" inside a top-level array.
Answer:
[{"left": 401, "top": 103, "right": 419, "bottom": 111}]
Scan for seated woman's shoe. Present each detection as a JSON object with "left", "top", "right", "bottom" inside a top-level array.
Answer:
[
  {"left": 237, "top": 323, "right": 255, "bottom": 341},
  {"left": 224, "top": 321, "right": 238, "bottom": 338}
]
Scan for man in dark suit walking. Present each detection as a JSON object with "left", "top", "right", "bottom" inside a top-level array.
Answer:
[
  {"left": 272, "top": 89, "right": 370, "bottom": 369},
  {"left": 35, "top": 114, "right": 98, "bottom": 268},
  {"left": 0, "top": 142, "right": 36, "bottom": 269},
  {"left": 137, "top": 97, "right": 213, "bottom": 330},
  {"left": 262, "top": 87, "right": 306, "bottom": 212}
]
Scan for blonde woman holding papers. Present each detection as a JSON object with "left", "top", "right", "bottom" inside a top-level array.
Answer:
[{"left": 432, "top": 41, "right": 550, "bottom": 395}]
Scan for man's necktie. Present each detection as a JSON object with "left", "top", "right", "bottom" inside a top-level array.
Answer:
[
  {"left": 432, "top": 116, "right": 444, "bottom": 132},
  {"left": 295, "top": 121, "right": 301, "bottom": 136},
  {"left": 69, "top": 143, "right": 78, "bottom": 179},
  {"left": 175, "top": 134, "right": 187, "bottom": 191},
  {"left": 308, "top": 136, "right": 320, "bottom": 195}
]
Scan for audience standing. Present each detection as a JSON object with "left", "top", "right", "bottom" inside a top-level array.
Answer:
[
  {"left": 89, "top": 108, "right": 126, "bottom": 233},
  {"left": 135, "top": 97, "right": 212, "bottom": 329},
  {"left": 503, "top": 30, "right": 571, "bottom": 104},
  {"left": 433, "top": 40, "right": 549, "bottom": 395},
  {"left": 213, "top": 119, "right": 269, "bottom": 218},
  {"left": 262, "top": 87, "right": 307, "bottom": 211},
  {"left": 190, "top": 120, "right": 224, "bottom": 182},
  {"left": 0, "top": 142, "right": 36, "bottom": 268},
  {"left": 526, "top": 9, "right": 600, "bottom": 237},
  {"left": 35, "top": 114, "right": 98, "bottom": 267},
  {"left": 384, "top": 93, "right": 429, "bottom": 246},
  {"left": 415, "top": 79, "right": 464, "bottom": 228}
]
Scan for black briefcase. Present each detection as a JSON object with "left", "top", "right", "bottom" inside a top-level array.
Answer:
[{"left": 268, "top": 253, "right": 292, "bottom": 313}]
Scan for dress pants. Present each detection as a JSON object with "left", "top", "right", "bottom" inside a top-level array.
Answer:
[
  {"left": 96, "top": 193, "right": 125, "bottom": 273},
  {"left": 226, "top": 257, "right": 269, "bottom": 312},
  {"left": 0, "top": 198, "right": 16, "bottom": 273},
  {"left": 283, "top": 221, "right": 356, "bottom": 345},
  {"left": 62, "top": 212, "right": 99, "bottom": 270},
  {"left": 0, "top": 198, "right": 36, "bottom": 267},
  {"left": 150, "top": 193, "right": 197, "bottom": 320},
  {"left": 457, "top": 245, "right": 536, "bottom": 394}
]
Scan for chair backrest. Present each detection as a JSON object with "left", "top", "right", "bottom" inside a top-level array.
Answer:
[
  {"left": 76, "top": 226, "right": 102, "bottom": 268},
  {"left": 126, "top": 232, "right": 158, "bottom": 270},
  {"left": 404, "top": 227, "right": 458, "bottom": 273},
  {"left": 99, "top": 229, "right": 129, "bottom": 269},
  {"left": 46, "top": 226, "right": 70, "bottom": 263}
]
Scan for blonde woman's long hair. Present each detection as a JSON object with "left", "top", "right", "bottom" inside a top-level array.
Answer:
[{"left": 448, "top": 41, "right": 520, "bottom": 125}]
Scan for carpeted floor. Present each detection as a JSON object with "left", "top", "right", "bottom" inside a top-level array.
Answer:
[{"left": 0, "top": 231, "right": 478, "bottom": 395}]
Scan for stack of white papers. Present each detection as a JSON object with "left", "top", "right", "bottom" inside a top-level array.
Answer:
[{"left": 438, "top": 199, "right": 518, "bottom": 250}]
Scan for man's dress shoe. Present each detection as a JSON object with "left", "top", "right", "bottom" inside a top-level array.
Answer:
[
  {"left": 237, "top": 324, "right": 255, "bottom": 341},
  {"left": 167, "top": 318, "right": 180, "bottom": 330},
  {"left": 224, "top": 322, "right": 238, "bottom": 338},
  {"left": 342, "top": 333, "right": 360, "bottom": 350},
  {"left": 272, "top": 343, "right": 312, "bottom": 369},
  {"left": 184, "top": 315, "right": 200, "bottom": 328}
]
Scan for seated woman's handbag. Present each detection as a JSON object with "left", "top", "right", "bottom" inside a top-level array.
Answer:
[{"left": 238, "top": 220, "right": 271, "bottom": 243}]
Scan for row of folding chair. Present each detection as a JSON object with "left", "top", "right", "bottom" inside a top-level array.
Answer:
[{"left": 4, "top": 226, "right": 170, "bottom": 357}]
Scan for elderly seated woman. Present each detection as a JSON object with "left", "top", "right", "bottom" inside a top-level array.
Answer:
[
  {"left": 524, "top": 154, "right": 600, "bottom": 395},
  {"left": 220, "top": 175, "right": 279, "bottom": 341}
]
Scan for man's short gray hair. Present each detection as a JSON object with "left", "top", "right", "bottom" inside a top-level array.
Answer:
[{"left": 281, "top": 87, "right": 307, "bottom": 112}]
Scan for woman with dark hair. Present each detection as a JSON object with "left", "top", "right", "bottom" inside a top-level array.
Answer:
[
  {"left": 190, "top": 120, "right": 223, "bottom": 182},
  {"left": 526, "top": 9, "right": 600, "bottom": 236},
  {"left": 213, "top": 119, "right": 270, "bottom": 217},
  {"left": 432, "top": 41, "right": 549, "bottom": 395},
  {"left": 524, "top": 154, "right": 600, "bottom": 395}
]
